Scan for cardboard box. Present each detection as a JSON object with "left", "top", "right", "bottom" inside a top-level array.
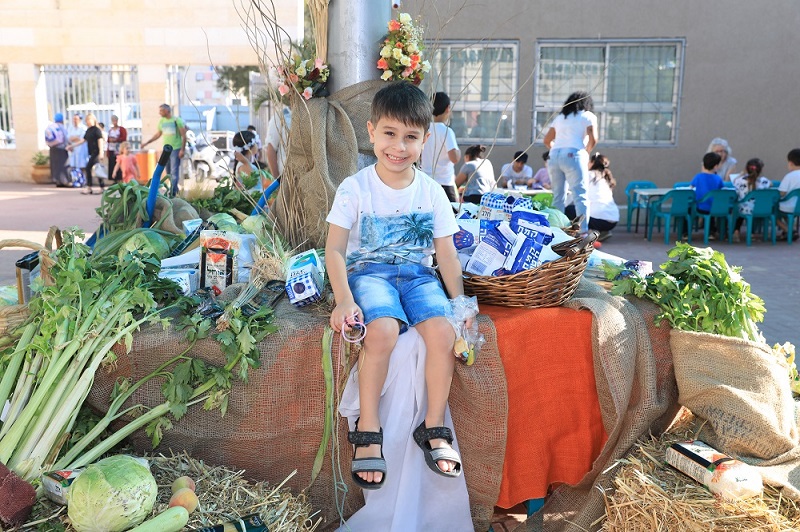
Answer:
[
  {"left": 41, "top": 469, "right": 83, "bottom": 505},
  {"left": 284, "top": 250, "right": 325, "bottom": 307}
]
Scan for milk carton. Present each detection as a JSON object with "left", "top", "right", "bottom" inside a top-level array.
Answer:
[{"left": 285, "top": 249, "right": 325, "bottom": 307}]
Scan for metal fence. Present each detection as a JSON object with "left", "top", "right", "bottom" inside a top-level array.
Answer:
[
  {"left": 40, "top": 64, "right": 141, "bottom": 147},
  {"left": 0, "top": 65, "right": 14, "bottom": 149}
]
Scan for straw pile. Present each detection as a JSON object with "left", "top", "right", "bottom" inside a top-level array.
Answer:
[
  {"left": 601, "top": 408, "right": 800, "bottom": 531},
  {"left": 20, "top": 451, "right": 320, "bottom": 531}
]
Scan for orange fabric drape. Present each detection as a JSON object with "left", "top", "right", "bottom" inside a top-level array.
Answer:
[{"left": 482, "top": 305, "right": 608, "bottom": 508}]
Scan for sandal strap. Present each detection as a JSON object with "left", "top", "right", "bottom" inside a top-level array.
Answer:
[
  {"left": 348, "top": 427, "right": 383, "bottom": 446},
  {"left": 413, "top": 421, "right": 454, "bottom": 447},
  {"left": 429, "top": 447, "right": 461, "bottom": 466},
  {"left": 351, "top": 457, "right": 387, "bottom": 474}
]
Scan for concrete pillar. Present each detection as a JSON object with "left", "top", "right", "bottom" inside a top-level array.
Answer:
[{"left": 327, "top": 1, "right": 391, "bottom": 93}]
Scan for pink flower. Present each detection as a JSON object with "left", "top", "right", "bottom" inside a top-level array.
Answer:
[
  {"left": 314, "top": 58, "right": 324, "bottom": 70},
  {"left": 402, "top": 67, "right": 414, "bottom": 79},
  {"left": 388, "top": 19, "right": 401, "bottom": 31},
  {"left": 410, "top": 54, "right": 421, "bottom": 62},
  {"left": 395, "top": 41, "right": 404, "bottom": 48},
  {"left": 302, "top": 87, "right": 313, "bottom": 100},
  {"left": 289, "top": 73, "right": 299, "bottom": 83},
  {"left": 278, "top": 84, "right": 290, "bottom": 96},
  {"left": 377, "top": 58, "right": 389, "bottom": 70}
]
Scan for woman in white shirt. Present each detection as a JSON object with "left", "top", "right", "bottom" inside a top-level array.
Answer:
[
  {"left": 565, "top": 153, "right": 619, "bottom": 239},
  {"left": 543, "top": 91, "right": 597, "bottom": 234}
]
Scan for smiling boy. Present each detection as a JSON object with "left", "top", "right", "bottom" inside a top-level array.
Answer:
[{"left": 325, "top": 82, "right": 465, "bottom": 490}]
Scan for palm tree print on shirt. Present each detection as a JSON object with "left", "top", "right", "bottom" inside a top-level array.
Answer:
[{"left": 350, "top": 211, "right": 435, "bottom": 265}]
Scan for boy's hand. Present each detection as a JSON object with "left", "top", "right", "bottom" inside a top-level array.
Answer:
[{"left": 330, "top": 299, "right": 363, "bottom": 333}]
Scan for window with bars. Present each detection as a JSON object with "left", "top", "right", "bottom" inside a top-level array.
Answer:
[
  {"left": 423, "top": 40, "right": 519, "bottom": 144},
  {"left": 534, "top": 39, "right": 685, "bottom": 146},
  {"left": 0, "top": 65, "right": 14, "bottom": 149}
]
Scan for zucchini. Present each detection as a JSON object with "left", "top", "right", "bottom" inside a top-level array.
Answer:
[{"left": 129, "top": 506, "right": 189, "bottom": 532}]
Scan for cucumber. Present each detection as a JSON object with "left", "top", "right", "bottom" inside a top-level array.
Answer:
[{"left": 129, "top": 506, "right": 190, "bottom": 532}]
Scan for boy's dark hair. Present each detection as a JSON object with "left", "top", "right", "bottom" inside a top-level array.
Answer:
[
  {"left": 788, "top": 149, "right": 800, "bottom": 166},
  {"left": 432, "top": 92, "right": 451, "bottom": 117},
  {"left": 247, "top": 125, "right": 257, "bottom": 132},
  {"left": 561, "top": 91, "right": 594, "bottom": 117},
  {"left": 465, "top": 144, "right": 486, "bottom": 159},
  {"left": 371, "top": 82, "right": 433, "bottom": 130},
  {"left": 542, "top": 150, "right": 550, "bottom": 161},
  {"left": 702, "top": 152, "right": 722, "bottom": 170},
  {"left": 233, "top": 129, "right": 256, "bottom": 148},
  {"left": 513, "top": 150, "right": 528, "bottom": 164}
]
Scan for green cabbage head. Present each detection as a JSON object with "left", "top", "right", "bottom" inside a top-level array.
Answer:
[{"left": 67, "top": 455, "right": 157, "bottom": 532}]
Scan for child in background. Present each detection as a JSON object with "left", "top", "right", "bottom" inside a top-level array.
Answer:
[
  {"left": 326, "top": 82, "right": 465, "bottom": 491},
  {"left": 497, "top": 151, "right": 533, "bottom": 188},
  {"left": 691, "top": 152, "right": 724, "bottom": 214},
  {"left": 456, "top": 144, "right": 496, "bottom": 204},
  {"left": 778, "top": 148, "right": 800, "bottom": 238},
  {"left": 420, "top": 92, "right": 461, "bottom": 202},
  {"left": 528, "top": 151, "right": 552, "bottom": 189},
  {"left": 111, "top": 142, "right": 140, "bottom": 184},
  {"left": 731, "top": 158, "right": 771, "bottom": 242}
]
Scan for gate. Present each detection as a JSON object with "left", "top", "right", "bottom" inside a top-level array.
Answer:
[{"left": 40, "top": 65, "right": 142, "bottom": 147}]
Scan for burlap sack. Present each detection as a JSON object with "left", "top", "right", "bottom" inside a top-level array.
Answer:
[
  {"left": 671, "top": 329, "right": 800, "bottom": 460},
  {"left": 272, "top": 80, "right": 383, "bottom": 250}
]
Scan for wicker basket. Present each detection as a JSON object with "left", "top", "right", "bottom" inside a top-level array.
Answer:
[{"left": 463, "top": 232, "right": 597, "bottom": 308}]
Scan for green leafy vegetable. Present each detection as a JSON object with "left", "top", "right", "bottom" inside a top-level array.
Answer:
[{"left": 610, "top": 242, "right": 765, "bottom": 342}]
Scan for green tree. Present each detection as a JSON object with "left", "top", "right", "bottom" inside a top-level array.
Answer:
[{"left": 215, "top": 66, "right": 259, "bottom": 99}]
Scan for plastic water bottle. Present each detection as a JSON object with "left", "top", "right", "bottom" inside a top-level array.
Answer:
[{"left": 666, "top": 440, "right": 763, "bottom": 501}]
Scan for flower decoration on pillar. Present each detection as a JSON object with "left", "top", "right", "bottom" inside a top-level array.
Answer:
[
  {"left": 377, "top": 12, "right": 431, "bottom": 83},
  {"left": 277, "top": 56, "right": 330, "bottom": 100}
]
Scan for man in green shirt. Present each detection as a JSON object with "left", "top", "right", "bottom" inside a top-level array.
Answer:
[{"left": 142, "top": 103, "right": 186, "bottom": 197}]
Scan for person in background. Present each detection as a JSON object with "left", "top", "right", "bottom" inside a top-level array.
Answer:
[
  {"left": 111, "top": 141, "right": 140, "bottom": 184},
  {"left": 497, "top": 151, "right": 533, "bottom": 189},
  {"left": 66, "top": 113, "right": 89, "bottom": 178},
  {"left": 106, "top": 114, "right": 127, "bottom": 182},
  {"left": 69, "top": 113, "right": 105, "bottom": 195},
  {"left": 690, "top": 152, "right": 724, "bottom": 236},
  {"left": 731, "top": 158, "right": 771, "bottom": 242},
  {"left": 141, "top": 103, "right": 186, "bottom": 197},
  {"left": 247, "top": 124, "right": 263, "bottom": 166},
  {"left": 266, "top": 105, "right": 291, "bottom": 179},
  {"left": 528, "top": 151, "right": 551, "bottom": 190},
  {"left": 232, "top": 129, "right": 272, "bottom": 192},
  {"left": 778, "top": 148, "right": 800, "bottom": 238},
  {"left": 420, "top": 91, "right": 461, "bottom": 202},
  {"left": 456, "top": 145, "right": 496, "bottom": 204},
  {"left": 707, "top": 138, "right": 737, "bottom": 181},
  {"left": 44, "top": 112, "right": 70, "bottom": 187},
  {"left": 543, "top": 91, "right": 598, "bottom": 235},
  {"left": 565, "top": 153, "right": 618, "bottom": 240}
]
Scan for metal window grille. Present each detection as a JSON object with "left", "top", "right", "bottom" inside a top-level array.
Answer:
[
  {"left": 0, "top": 65, "right": 14, "bottom": 149},
  {"left": 40, "top": 64, "right": 141, "bottom": 147},
  {"left": 533, "top": 39, "right": 685, "bottom": 147}
]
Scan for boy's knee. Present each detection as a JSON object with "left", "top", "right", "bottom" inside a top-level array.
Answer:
[{"left": 363, "top": 317, "right": 400, "bottom": 350}]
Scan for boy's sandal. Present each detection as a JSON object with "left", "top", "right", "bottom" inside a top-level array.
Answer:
[
  {"left": 413, "top": 421, "right": 462, "bottom": 478},
  {"left": 348, "top": 420, "right": 387, "bottom": 490}
]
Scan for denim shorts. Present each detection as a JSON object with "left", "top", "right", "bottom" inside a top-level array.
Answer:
[{"left": 348, "top": 261, "right": 449, "bottom": 331}]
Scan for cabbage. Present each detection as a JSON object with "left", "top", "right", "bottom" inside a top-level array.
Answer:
[
  {"left": 207, "top": 212, "right": 241, "bottom": 233},
  {"left": 67, "top": 455, "right": 158, "bottom": 532},
  {"left": 118, "top": 230, "right": 171, "bottom": 260}
]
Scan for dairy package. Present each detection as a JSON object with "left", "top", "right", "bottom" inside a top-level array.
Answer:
[
  {"left": 285, "top": 249, "right": 325, "bottom": 307},
  {"left": 465, "top": 222, "right": 517, "bottom": 276}
]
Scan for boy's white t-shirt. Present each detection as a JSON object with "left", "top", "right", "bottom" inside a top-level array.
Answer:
[
  {"left": 779, "top": 169, "right": 800, "bottom": 212},
  {"left": 499, "top": 163, "right": 533, "bottom": 187},
  {"left": 326, "top": 165, "right": 459, "bottom": 267},
  {"left": 548, "top": 111, "right": 598, "bottom": 150},
  {"left": 420, "top": 122, "right": 459, "bottom": 187}
]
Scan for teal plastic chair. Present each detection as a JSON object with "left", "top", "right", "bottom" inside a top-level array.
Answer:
[
  {"left": 772, "top": 180, "right": 782, "bottom": 189},
  {"left": 694, "top": 189, "right": 738, "bottom": 244},
  {"left": 647, "top": 189, "right": 695, "bottom": 244},
  {"left": 738, "top": 189, "right": 781, "bottom": 246},
  {"left": 723, "top": 181, "right": 736, "bottom": 189},
  {"left": 778, "top": 189, "right": 800, "bottom": 244},
  {"left": 625, "top": 180, "right": 657, "bottom": 232},
  {"left": 673, "top": 181, "right": 692, "bottom": 189}
]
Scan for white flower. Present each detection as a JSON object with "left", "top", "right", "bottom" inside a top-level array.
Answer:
[
  {"left": 399, "top": 55, "right": 411, "bottom": 66},
  {"left": 399, "top": 13, "right": 412, "bottom": 24},
  {"left": 421, "top": 60, "right": 431, "bottom": 73},
  {"left": 406, "top": 42, "right": 418, "bottom": 54},
  {"left": 380, "top": 45, "right": 393, "bottom": 58},
  {"left": 392, "top": 48, "right": 403, "bottom": 60},
  {"left": 381, "top": 70, "right": 393, "bottom": 81},
  {"left": 296, "top": 65, "right": 307, "bottom": 77}
]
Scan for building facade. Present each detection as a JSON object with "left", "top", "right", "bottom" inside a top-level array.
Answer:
[
  {"left": 407, "top": 0, "right": 800, "bottom": 201},
  {"left": 0, "top": 0, "right": 302, "bottom": 181}
]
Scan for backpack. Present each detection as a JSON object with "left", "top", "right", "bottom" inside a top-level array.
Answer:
[{"left": 44, "top": 123, "right": 66, "bottom": 148}]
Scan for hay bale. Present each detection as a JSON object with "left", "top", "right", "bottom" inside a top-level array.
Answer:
[{"left": 601, "top": 408, "right": 800, "bottom": 531}]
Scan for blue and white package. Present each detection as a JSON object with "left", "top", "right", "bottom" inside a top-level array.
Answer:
[
  {"left": 465, "top": 222, "right": 517, "bottom": 276},
  {"left": 478, "top": 192, "right": 508, "bottom": 240},
  {"left": 510, "top": 208, "right": 554, "bottom": 244},
  {"left": 504, "top": 196, "right": 533, "bottom": 220},
  {"left": 285, "top": 249, "right": 325, "bottom": 306},
  {"left": 453, "top": 218, "right": 480, "bottom": 250},
  {"left": 502, "top": 231, "right": 550, "bottom": 273}
]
